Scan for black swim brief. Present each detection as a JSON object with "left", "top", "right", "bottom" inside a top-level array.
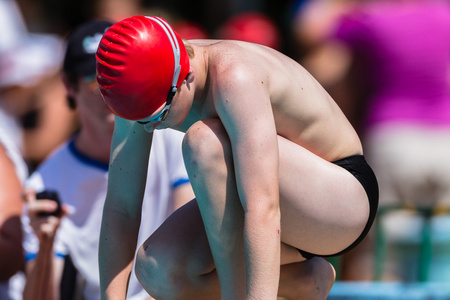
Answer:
[{"left": 297, "top": 155, "right": 379, "bottom": 259}]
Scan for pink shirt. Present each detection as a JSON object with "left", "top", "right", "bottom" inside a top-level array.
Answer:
[{"left": 333, "top": 0, "right": 450, "bottom": 130}]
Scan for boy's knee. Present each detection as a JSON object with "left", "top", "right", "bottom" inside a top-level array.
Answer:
[
  {"left": 135, "top": 243, "right": 183, "bottom": 299},
  {"left": 301, "top": 257, "right": 336, "bottom": 297},
  {"left": 283, "top": 258, "right": 335, "bottom": 300},
  {"left": 183, "top": 119, "right": 230, "bottom": 168}
]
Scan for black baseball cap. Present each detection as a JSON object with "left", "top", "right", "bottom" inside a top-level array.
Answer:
[{"left": 63, "top": 20, "right": 113, "bottom": 77}]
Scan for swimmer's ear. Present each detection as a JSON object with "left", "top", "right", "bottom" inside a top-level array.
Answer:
[{"left": 185, "top": 66, "right": 195, "bottom": 84}]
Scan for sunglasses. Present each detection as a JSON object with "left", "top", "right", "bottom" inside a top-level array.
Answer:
[{"left": 137, "top": 16, "right": 182, "bottom": 125}]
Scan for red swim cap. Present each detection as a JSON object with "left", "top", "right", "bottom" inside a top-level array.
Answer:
[{"left": 96, "top": 16, "right": 190, "bottom": 120}]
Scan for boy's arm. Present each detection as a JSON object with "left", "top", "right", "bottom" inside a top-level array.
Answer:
[
  {"left": 99, "top": 116, "right": 153, "bottom": 300},
  {"left": 215, "top": 66, "right": 281, "bottom": 299}
]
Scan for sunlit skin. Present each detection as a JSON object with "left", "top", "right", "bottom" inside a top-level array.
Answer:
[{"left": 100, "top": 39, "right": 371, "bottom": 300}]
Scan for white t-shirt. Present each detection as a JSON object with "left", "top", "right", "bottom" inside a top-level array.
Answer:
[{"left": 24, "top": 129, "right": 190, "bottom": 300}]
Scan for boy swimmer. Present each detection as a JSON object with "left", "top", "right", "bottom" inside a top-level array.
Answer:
[{"left": 96, "top": 16, "right": 378, "bottom": 300}]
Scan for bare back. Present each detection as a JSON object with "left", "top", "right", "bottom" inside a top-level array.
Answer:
[{"left": 189, "top": 40, "right": 362, "bottom": 162}]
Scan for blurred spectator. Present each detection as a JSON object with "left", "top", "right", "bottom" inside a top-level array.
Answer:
[
  {"left": 173, "top": 20, "right": 209, "bottom": 39},
  {"left": 291, "top": 0, "right": 357, "bottom": 53},
  {"left": 0, "top": 128, "right": 28, "bottom": 300},
  {"left": 22, "top": 20, "right": 194, "bottom": 300},
  {"left": 0, "top": 0, "right": 79, "bottom": 171},
  {"left": 216, "top": 12, "right": 281, "bottom": 50},
  {"left": 290, "top": 0, "right": 358, "bottom": 126},
  {"left": 95, "top": 0, "right": 143, "bottom": 22},
  {"left": 0, "top": 0, "right": 28, "bottom": 52},
  {"left": 295, "top": 0, "right": 450, "bottom": 281},
  {"left": 0, "top": 0, "right": 38, "bottom": 150}
]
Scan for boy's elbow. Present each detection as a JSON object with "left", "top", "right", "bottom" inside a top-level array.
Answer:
[{"left": 245, "top": 197, "right": 280, "bottom": 224}]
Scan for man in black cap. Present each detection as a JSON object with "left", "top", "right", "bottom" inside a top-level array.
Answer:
[
  {"left": 21, "top": 20, "right": 194, "bottom": 300},
  {"left": 62, "top": 20, "right": 113, "bottom": 110}
]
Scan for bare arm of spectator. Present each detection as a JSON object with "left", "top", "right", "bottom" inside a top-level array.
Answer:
[
  {"left": 0, "top": 143, "right": 24, "bottom": 281},
  {"left": 0, "top": 144, "right": 24, "bottom": 281},
  {"left": 23, "top": 191, "right": 68, "bottom": 300}
]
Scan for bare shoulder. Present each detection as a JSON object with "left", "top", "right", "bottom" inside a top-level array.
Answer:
[
  {"left": 206, "top": 42, "right": 273, "bottom": 101},
  {"left": 203, "top": 41, "right": 276, "bottom": 86},
  {"left": 203, "top": 41, "right": 315, "bottom": 102},
  {"left": 189, "top": 40, "right": 362, "bottom": 161}
]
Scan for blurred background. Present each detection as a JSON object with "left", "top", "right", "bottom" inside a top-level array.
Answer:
[{"left": 1, "top": 0, "right": 450, "bottom": 299}]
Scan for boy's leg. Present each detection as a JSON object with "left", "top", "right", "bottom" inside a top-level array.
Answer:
[
  {"left": 276, "top": 135, "right": 370, "bottom": 256},
  {"left": 182, "top": 120, "right": 370, "bottom": 260},
  {"left": 181, "top": 119, "right": 341, "bottom": 298},
  {"left": 136, "top": 119, "right": 367, "bottom": 299},
  {"left": 135, "top": 199, "right": 221, "bottom": 300},
  {"left": 278, "top": 256, "right": 335, "bottom": 299},
  {"left": 136, "top": 199, "right": 335, "bottom": 300}
]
